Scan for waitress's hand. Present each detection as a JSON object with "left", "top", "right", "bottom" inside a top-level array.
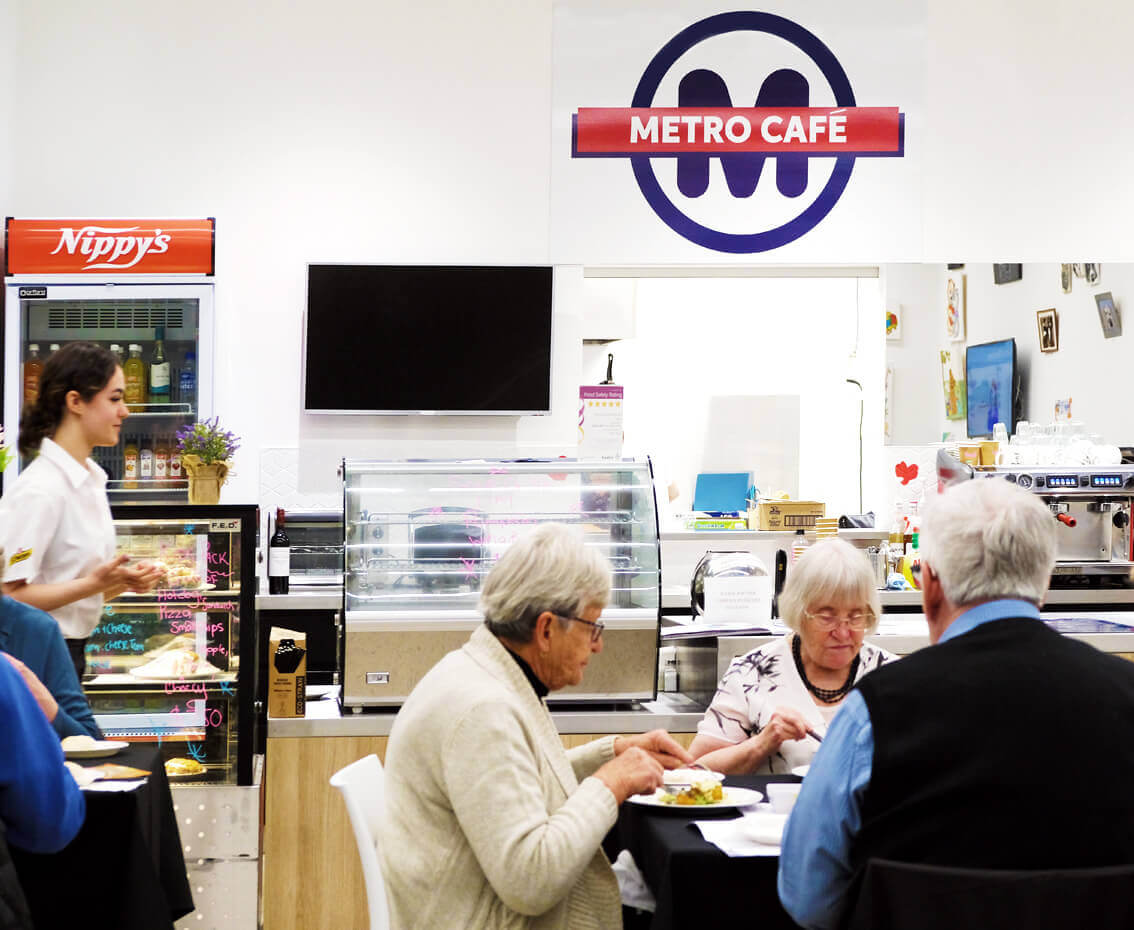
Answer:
[
  {"left": 120, "top": 562, "right": 165, "bottom": 593},
  {"left": 3, "top": 653, "right": 58, "bottom": 723},
  {"left": 757, "top": 706, "right": 811, "bottom": 753}
]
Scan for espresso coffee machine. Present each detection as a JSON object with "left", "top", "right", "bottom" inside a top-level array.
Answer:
[{"left": 976, "top": 466, "right": 1134, "bottom": 585}]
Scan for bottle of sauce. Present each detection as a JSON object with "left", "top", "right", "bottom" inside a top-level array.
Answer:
[
  {"left": 124, "top": 344, "right": 146, "bottom": 406},
  {"left": 139, "top": 443, "right": 154, "bottom": 481},
  {"left": 169, "top": 440, "right": 183, "bottom": 479},
  {"left": 123, "top": 439, "right": 139, "bottom": 488},
  {"left": 23, "top": 344, "right": 44, "bottom": 406},
  {"left": 268, "top": 509, "right": 291, "bottom": 594},
  {"left": 178, "top": 351, "right": 196, "bottom": 409},
  {"left": 149, "top": 327, "right": 170, "bottom": 403},
  {"left": 154, "top": 436, "right": 169, "bottom": 480}
]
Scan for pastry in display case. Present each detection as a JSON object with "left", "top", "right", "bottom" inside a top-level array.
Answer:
[
  {"left": 84, "top": 504, "right": 257, "bottom": 786},
  {"left": 341, "top": 458, "right": 661, "bottom": 708}
]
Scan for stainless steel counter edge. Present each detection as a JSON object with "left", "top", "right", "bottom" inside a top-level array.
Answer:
[
  {"left": 257, "top": 590, "right": 342, "bottom": 610},
  {"left": 267, "top": 693, "right": 706, "bottom": 739}
]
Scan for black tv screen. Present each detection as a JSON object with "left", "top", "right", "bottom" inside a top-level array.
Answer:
[
  {"left": 965, "top": 338, "right": 1018, "bottom": 438},
  {"left": 303, "top": 264, "right": 553, "bottom": 414}
]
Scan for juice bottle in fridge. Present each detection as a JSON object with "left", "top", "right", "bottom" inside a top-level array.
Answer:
[
  {"left": 154, "top": 436, "right": 169, "bottom": 479},
  {"left": 124, "top": 344, "right": 146, "bottom": 407},
  {"left": 23, "top": 344, "right": 44, "bottom": 406},
  {"left": 123, "top": 439, "right": 139, "bottom": 488}
]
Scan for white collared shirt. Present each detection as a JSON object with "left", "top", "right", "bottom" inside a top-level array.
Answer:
[{"left": 0, "top": 437, "right": 116, "bottom": 638}]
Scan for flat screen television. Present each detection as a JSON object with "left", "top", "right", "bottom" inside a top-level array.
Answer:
[
  {"left": 303, "top": 264, "right": 553, "bottom": 414},
  {"left": 965, "top": 338, "right": 1019, "bottom": 439}
]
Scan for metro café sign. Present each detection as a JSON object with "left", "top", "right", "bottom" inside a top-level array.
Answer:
[
  {"left": 5, "top": 218, "right": 215, "bottom": 274},
  {"left": 569, "top": 11, "right": 906, "bottom": 254}
]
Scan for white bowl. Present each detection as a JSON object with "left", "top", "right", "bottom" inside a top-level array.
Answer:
[{"left": 767, "top": 782, "right": 803, "bottom": 813}]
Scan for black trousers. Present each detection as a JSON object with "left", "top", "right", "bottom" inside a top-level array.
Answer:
[{"left": 64, "top": 639, "right": 86, "bottom": 681}]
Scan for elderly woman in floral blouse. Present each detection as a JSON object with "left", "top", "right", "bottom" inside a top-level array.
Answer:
[{"left": 690, "top": 538, "right": 897, "bottom": 774}]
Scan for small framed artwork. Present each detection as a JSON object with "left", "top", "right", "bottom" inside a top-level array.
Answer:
[
  {"left": 1060, "top": 264, "right": 1072, "bottom": 293},
  {"left": 993, "top": 263, "right": 1022, "bottom": 285},
  {"left": 1037, "top": 308, "right": 1059, "bottom": 353},
  {"left": 886, "top": 307, "right": 901, "bottom": 341},
  {"left": 946, "top": 274, "right": 966, "bottom": 341},
  {"left": 939, "top": 350, "right": 967, "bottom": 420},
  {"left": 1095, "top": 291, "right": 1122, "bottom": 338},
  {"left": 1084, "top": 263, "right": 1101, "bottom": 286}
]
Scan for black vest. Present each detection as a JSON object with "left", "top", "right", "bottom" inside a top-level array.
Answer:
[{"left": 855, "top": 617, "right": 1134, "bottom": 872}]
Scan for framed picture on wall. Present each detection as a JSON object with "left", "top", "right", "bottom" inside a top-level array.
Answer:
[
  {"left": 1095, "top": 291, "right": 1122, "bottom": 338},
  {"left": 946, "top": 274, "right": 966, "bottom": 341},
  {"left": 886, "top": 307, "right": 901, "bottom": 341},
  {"left": 940, "top": 349, "right": 967, "bottom": 420},
  {"left": 1036, "top": 308, "right": 1058, "bottom": 353},
  {"left": 993, "top": 263, "right": 1022, "bottom": 285}
]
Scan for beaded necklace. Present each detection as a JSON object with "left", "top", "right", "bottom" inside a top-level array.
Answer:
[{"left": 791, "top": 633, "right": 859, "bottom": 704}]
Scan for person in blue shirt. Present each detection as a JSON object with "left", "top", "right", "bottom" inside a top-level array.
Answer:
[
  {"left": 0, "top": 649, "right": 85, "bottom": 853},
  {"left": 0, "top": 595, "right": 102, "bottom": 740},
  {"left": 778, "top": 477, "right": 1134, "bottom": 929}
]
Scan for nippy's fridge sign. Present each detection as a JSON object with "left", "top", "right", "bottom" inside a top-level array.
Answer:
[
  {"left": 5, "top": 218, "right": 216, "bottom": 275},
  {"left": 554, "top": 6, "right": 919, "bottom": 259}
]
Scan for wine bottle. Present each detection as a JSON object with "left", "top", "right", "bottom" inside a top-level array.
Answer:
[
  {"left": 268, "top": 508, "right": 291, "bottom": 594},
  {"left": 149, "top": 327, "right": 170, "bottom": 403}
]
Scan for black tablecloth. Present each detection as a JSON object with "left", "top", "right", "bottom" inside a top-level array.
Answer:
[
  {"left": 616, "top": 774, "right": 804, "bottom": 930},
  {"left": 11, "top": 743, "right": 194, "bottom": 930}
]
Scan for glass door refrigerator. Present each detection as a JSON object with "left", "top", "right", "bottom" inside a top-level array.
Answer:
[{"left": 2, "top": 218, "right": 215, "bottom": 501}]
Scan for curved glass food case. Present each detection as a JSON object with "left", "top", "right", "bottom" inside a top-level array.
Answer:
[{"left": 341, "top": 458, "right": 661, "bottom": 708}]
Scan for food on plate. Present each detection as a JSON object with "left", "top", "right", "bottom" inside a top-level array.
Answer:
[
  {"left": 143, "top": 633, "right": 197, "bottom": 656},
  {"left": 64, "top": 761, "right": 98, "bottom": 788},
  {"left": 129, "top": 649, "right": 222, "bottom": 679},
  {"left": 658, "top": 776, "right": 726, "bottom": 806},
  {"left": 165, "top": 757, "right": 206, "bottom": 777},
  {"left": 61, "top": 734, "right": 100, "bottom": 752},
  {"left": 146, "top": 559, "right": 203, "bottom": 589}
]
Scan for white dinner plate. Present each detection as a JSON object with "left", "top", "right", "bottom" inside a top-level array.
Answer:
[
  {"left": 626, "top": 786, "right": 765, "bottom": 811},
  {"left": 63, "top": 740, "right": 130, "bottom": 760},
  {"left": 791, "top": 765, "right": 811, "bottom": 778},
  {"left": 739, "top": 811, "right": 789, "bottom": 846}
]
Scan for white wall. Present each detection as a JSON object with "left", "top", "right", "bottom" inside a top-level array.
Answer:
[
  {"left": 3, "top": 0, "right": 1133, "bottom": 517},
  {"left": 885, "top": 263, "right": 1134, "bottom": 446}
]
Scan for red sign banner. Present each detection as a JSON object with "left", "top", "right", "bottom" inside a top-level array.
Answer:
[
  {"left": 5, "top": 218, "right": 215, "bottom": 275},
  {"left": 574, "top": 107, "right": 902, "bottom": 155}
]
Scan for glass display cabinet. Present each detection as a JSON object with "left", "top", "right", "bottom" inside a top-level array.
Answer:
[
  {"left": 341, "top": 458, "right": 661, "bottom": 708},
  {"left": 86, "top": 504, "right": 258, "bottom": 785}
]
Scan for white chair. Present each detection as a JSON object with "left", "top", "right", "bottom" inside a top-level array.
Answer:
[{"left": 330, "top": 754, "right": 392, "bottom": 930}]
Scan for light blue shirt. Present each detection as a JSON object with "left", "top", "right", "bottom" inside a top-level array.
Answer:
[{"left": 777, "top": 599, "right": 1041, "bottom": 930}]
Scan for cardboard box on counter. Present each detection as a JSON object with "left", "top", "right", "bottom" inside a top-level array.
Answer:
[
  {"left": 749, "top": 500, "right": 826, "bottom": 531},
  {"left": 268, "top": 627, "right": 307, "bottom": 718}
]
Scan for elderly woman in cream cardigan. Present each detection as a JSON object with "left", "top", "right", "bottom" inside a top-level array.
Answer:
[{"left": 381, "top": 522, "right": 692, "bottom": 930}]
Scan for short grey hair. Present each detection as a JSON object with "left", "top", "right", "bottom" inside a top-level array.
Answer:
[
  {"left": 779, "top": 537, "right": 882, "bottom": 634},
  {"left": 920, "top": 477, "right": 1055, "bottom": 607},
  {"left": 480, "top": 523, "right": 612, "bottom": 643}
]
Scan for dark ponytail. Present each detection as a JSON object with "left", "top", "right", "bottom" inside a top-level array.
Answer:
[{"left": 18, "top": 342, "right": 118, "bottom": 457}]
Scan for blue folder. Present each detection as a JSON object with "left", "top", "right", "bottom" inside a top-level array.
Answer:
[{"left": 692, "top": 472, "right": 752, "bottom": 514}]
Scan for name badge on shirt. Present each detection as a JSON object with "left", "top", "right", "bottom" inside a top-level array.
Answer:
[{"left": 8, "top": 548, "right": 32, "bottom": 566}]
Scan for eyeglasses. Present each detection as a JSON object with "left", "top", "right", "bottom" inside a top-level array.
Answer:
[
  {"left": 555, "top": 614, "right": 605, "bottom": 643},
  {"left": 805, "top": 609, "right": 873, "bottom": 631}
]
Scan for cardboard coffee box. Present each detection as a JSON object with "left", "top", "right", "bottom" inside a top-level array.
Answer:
[
  {"left": 268, "top": 627, "right": 307, "bottom": 718},
  {"left": 749, "top": 500, "right": 826, "bottom": 531}
]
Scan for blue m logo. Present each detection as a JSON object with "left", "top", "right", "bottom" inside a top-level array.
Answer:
[{"left": 676, "top": 68, "right": 809, "bottom": 199}]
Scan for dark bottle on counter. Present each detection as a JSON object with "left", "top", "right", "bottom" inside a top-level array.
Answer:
[{"left": 268, "top": 508, "right": 291, "bottom": 594}]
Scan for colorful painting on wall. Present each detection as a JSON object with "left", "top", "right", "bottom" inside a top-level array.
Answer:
[
  {"left": 886, "top": 307, "right": 901, "bottom": 341},
  {"left": 945, "top": 274, "right": 966, "bottom": 341},
  {"left": 940, "top": 349, "right": 967, "bottom": 420}
]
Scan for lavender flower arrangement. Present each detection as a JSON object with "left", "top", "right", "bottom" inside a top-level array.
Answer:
[{"left": 175, "top": 417, "right": 240, "bottom": 466}]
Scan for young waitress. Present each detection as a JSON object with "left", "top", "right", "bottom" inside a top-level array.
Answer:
[{"left": 0, "top": 342, "right": 162, "bottom": 679}]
